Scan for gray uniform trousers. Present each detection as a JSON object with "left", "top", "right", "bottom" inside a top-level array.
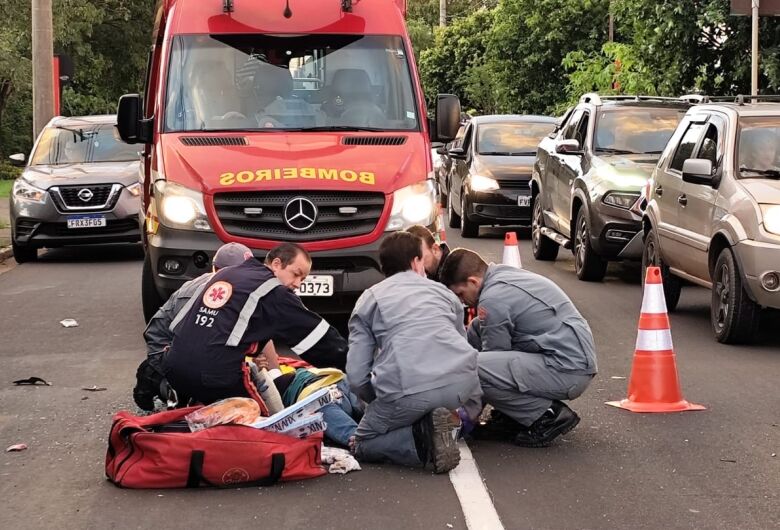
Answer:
[
  {"left": 478, "top": 350, "right": 593, "bottom": 426},
  {"left": 354, "top": 377, "right": 482, "bottom": 467}
]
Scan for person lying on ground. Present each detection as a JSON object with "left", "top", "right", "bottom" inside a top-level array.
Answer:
[
  {"left": 346, "top": 231, "right": 482, "bottom": 473},
  {"left": 440, "top": 248, "right": 598, "bottom": 447},
  {"left": 162, "top": 242, "right": 348, "bottom": 406}
]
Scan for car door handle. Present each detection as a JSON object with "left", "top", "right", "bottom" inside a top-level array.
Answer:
[
  {"left": 678, "top": 194, "right": 688, "bottom": 206},
  {"left": 656, "top": 186, "right": 663, "bottom": 197}
]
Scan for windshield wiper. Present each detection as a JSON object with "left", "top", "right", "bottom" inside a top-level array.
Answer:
[
  {"left": 595, "top": 147, "right": 638, "bottom": 155},
  {"left": 479, "top": 151, "right": 513, "bottom": 156},
  {"left": 739, "top": 167, "right": 780, "bottom": 179},
  {"left": 298, "top": 125, "right": 388, "bottom": 132},
  {"left": 642, "top": 150, "right": 664, "bottom": 155},
  {"left": 507, "top": 151, "right": 538, "bottom": 156}
]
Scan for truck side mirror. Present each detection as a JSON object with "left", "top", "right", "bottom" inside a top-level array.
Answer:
[
  {"left": 433, "top": 94, "right": 461, "bottom": 143},
  {"left": 555, "top": 139, "right": 582, "bottom": 155},
  {"left": 448, "top": 147, "right": 467, "bottom": 160},
  {"left": 117, "top": 94, "right": 152, "bottom": 144},
  {"left": 681, "top": 158, "right": 714, "bottom": 186},
  {"left": 8, "top": 153, "right": 26, "bottom": 167}
]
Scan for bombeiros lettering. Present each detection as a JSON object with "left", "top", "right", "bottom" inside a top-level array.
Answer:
[{"left": 219, "top": 168, "right": 376, "bottom": 186}]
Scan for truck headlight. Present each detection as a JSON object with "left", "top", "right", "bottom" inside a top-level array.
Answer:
[
  {"left": 603, "top": 192, "right": 641, "bottom": 209},
  {"left": 12, "top": 179, "right": 46, "bottom": 204},
  {"left": 761, "top": 204, "right": 780, "bottom": 236},
  {"left": 154, "top": 181, "right": 211, "bottom": 231},
  {"left": 470, "top": 174, "right": 499, "bottom": 192},
  {"left": 386, "top": 178, "right": 437, "bottom": 231}
]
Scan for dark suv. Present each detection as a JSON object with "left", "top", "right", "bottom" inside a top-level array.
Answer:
[{"left": 531, "top": 94, "right": 690, "bottom": 281}]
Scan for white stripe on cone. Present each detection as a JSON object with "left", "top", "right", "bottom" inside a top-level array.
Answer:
[
  {"left": 502, "top": 245, "right": 522, "bottom": 268},
  {"left": 640, "top": 283, "right": 668, "bottom": 314},
  {"left": 635, "top": 329, "right": 674, "bottom": 352}
]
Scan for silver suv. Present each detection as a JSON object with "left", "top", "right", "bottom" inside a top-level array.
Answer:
[{"left": 643, "top": 96, "right": 780, "bottom": 343}]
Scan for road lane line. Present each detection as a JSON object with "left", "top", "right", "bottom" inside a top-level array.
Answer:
[{"left": 449, "top": 441, "right": 505, "bottom": 530}]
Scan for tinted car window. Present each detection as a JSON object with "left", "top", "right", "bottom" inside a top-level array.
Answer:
[
  {"left": 737, "top": 116, "right": 780, "bottom": 176},
  {"left": 30, "top": 124, "right": 139, "bottom": 166},
  {"left": 595, "top": 107, "right": 687, "bottom": 155},
  {"left": 696, "top": 124, "right": 719, "bottom": 167},
  {"left": 670, "top": 123, "right": 705, "bottom": 171},
  {"left": 477, "top": 122, "right": 555, "bottom": 155},
  {"left": 563, "top": 110, "right": 585, "bottom": 141}
]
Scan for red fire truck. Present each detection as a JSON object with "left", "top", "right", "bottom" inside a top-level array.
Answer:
[{"left": 116, "top": 0, "right": 461, "bottom": 320}]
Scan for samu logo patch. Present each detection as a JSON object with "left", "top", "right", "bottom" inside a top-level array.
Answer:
[{"left": 203, "top": 281, "right": 233, "bottom": 309}]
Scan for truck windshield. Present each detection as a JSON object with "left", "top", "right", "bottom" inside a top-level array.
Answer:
[
  {"left": 477, "top": 122, "right": 555, "bottom": 155},
  {"left": 164, "top": 34, "right": 419, "bottom": 133},
  {"left": 31, "top": 123, "right": 139, "bottom": 166},
  {"left": 594, "top": 108, "right": 686, "bottom": 155},
  {"left": 738, "top": 116, "right": 780, "bottom": 178}
]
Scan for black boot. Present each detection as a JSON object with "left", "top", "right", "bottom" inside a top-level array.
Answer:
[
  {"left": 513, "top": 401, "right": 580, "bottom": 448},
  {"left": 412, "top": 408, "right": 461, "bottom": 473}
]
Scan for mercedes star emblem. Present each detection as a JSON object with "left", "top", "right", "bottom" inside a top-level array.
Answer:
[
  {"left": 283, "top": 197, "right": 318, "bottom": 232},
  {"left": 77, "top": 188, "right": 94, "bottom": 202}
]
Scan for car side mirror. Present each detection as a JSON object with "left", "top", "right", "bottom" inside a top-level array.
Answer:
[
  {"left": 436, "top": 145, "right": 448, "bottom": 155},
  {"left": 681, "top": 158, "right": 714, "bottom": 185},
  {"left": 448, "top": 147, "right": 467, "bottom": 160},
  {"left": 555, "top": 139, "right": 582, "bottom": 155},
  {"left": 8, "top": 153, "right": 26, "bottom": 167},
  {"left": 116, "top": 94, "right": 152, "bottom": 144},
  {"left": 433, "top": 94, "right": 461, "bottom": 143}
]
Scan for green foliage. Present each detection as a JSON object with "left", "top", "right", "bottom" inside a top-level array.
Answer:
[{"left": 0, "top": 162, "right": 21, "bottom": 182}]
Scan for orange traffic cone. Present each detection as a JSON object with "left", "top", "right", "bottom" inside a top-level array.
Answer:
[
  {"left": 436, "top": 203, "right": 447, "bottom": 245},
  {"left": 606, "top": 266, "right": 705, "bottom": 413},
  {"left": 502, "top": 231, "right": 522, "bottom": 268}
]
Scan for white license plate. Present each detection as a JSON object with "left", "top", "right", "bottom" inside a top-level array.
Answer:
[
  {"left": 517, "top": 195, "right": 531, "bottom": 207},
  {"left": 295, "top": 275, "right": 334, "bottom": 297},
  {"left": 66, "top": 215, "right": 107, "bottom": 229}
]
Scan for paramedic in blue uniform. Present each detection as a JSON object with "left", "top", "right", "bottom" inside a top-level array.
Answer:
[{"left": 163, "top": 243, "right": 348, "bottom": 404}]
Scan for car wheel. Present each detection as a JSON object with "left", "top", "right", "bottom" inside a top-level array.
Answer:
[
  {"left": 448, "top": 188, "right": 461, "bottom": 229},
  {"left": 11, "top": 236, "right": 38, "bottom": 263},
  {"left": 531, "top": 196, "right": 559, "bottom": 261},
  {"left": 641, "top": 227, "right": 682, "bottom": 312},
  {"left": 711, "top": 247, "right": 761, "bottom": 344},
  {"left": 142, "top": 253, "right": 167, "bottom": 323},
  {"left": 460, "top": 191, "right": 479, "bottom": 238},
  {"left": 573, "top": 209, "right": 607, "bottom": 282}
]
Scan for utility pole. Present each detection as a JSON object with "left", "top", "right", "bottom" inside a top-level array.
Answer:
[
  {"left": 439, "top": 0, "right": 446, "bottom": 27},
  {"left": 32, "top": 0, "right": 55, "bottom": 137},
  {"left": 752, "top": 0, "right": 760, "bottom": 95},
  {"left": 608, "top": 13, "right": 614, "bottom": 42}
]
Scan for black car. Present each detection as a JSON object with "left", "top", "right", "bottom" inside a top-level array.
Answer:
[
  {"left": 446, "top": 115, "right": 556, "bottom": 237},
  {"left": 434, "top": 124, "right": 466, "bottom": 204}
]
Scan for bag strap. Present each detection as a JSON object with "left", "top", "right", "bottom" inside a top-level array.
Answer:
[{"left": 186, "top": 450, "right": 285, "bottom": 488}]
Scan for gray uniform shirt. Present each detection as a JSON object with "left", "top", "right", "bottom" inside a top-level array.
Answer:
[
  {"left": 143, "top": 272, "right": 213, "bottom": 356},
  {"left": 347, "top": 271, "right": 479, "bottom": 402},
  {"left": 477, "top": 264, "right": 598, "bottom": 375}
]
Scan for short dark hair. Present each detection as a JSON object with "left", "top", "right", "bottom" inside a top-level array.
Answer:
[
  {"left": 406, "top": 225, "right": 436, "bottom": 248},
  {"left": 440, "top": 248, "right": 488, "bottom": 287},
  {"left": 264, "top": 242, "right": 311, "bottom": 267},
  {"left": 379, "top": 231, "right": 423, "bottom": 276}
]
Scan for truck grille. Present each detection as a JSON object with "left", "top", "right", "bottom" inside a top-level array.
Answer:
[
  {"left": 213, "top": 191, "right": 386, "bottom": 242},
  {"left": 50, "top": 184, "right": 122, "bottom": 211}
]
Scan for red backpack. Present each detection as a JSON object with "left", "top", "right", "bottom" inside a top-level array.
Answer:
[{"left": 106, "top": 406, "right": 326, "bottom": 488}]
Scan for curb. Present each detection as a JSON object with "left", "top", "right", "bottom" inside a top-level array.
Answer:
[{"left": 0, "top": 245, "right": 12, "bottom": 262}]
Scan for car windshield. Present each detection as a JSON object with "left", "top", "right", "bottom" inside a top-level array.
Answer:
[
  {"left": 594, "top": 107, "right": 686, "bottom": 154},
  {"left": 477, "top": 122, "right": 554, "bottom": 155},
  {"left": 164, "top": 34, "right": 419, "bottom": 132},
  {"left": 30, "top": 123, "right": 139, "bottom": 166},
  {"left": 738, "top": 116, "right": 780, "bottom": 178}
]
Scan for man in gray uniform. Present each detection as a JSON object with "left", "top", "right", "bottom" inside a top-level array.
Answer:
[
  {"left": 347, "top": 231, "right": 482, "bottom": 473},
  {"left": 440, "top": 249, "right": 597, "bottom": 447},
  {"left": 133, "top": 243, "right": 252, "bottom": 410}
]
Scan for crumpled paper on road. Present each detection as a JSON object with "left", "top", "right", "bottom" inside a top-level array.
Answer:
[{"left": 321, "top": 445, "right": 361, "bottom": 474}]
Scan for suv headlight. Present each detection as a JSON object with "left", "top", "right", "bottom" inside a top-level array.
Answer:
[
  {"left": 386, "top": 178, "right": 437, "bottom": 231},
  {"left": 126, "top": 182, "right": 142, "bottom": 197},
  {"left": 154, "top": 181, "right": 211, "bottom": 231},
  {"left": 760, "top": 204, "right": 780, "bottom": 236},
  {"left": 603, "top": 192, "right": 641, "bottom": 209},
  {"left": 12, "top": 179, "right": 46, "bottom": 204},
  {"left": 470, "top": 174, "right": 499, "bottom": 192}
]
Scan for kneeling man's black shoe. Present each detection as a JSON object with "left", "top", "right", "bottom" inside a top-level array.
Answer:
[
  {"left": 513, "top": 401, "right": 580, "bottom": 448},
  {"left": 413, "top": 408, "right": 461, "bottom": 473}
]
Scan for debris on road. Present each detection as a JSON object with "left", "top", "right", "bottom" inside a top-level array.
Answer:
[
  {"left": 12, "top": 377, "right": 51, "bottom": 386},
  {"left": 81, "top": 386, "right": 107, "bottom": 392},
  {"left": 610, "top": 376, "right": 626, "bottom": 380},
  {"left": 60, "top": 319, "right": 79, "bottom": 328},
  {"left": 321, "top": 445, "right": 361, "bottom": 474},
  {"left": 719, "top": 458, "right": 737, "bottom": 463},
  {"left": 6, "top": 444, "right": 28, "bottom": 452}
]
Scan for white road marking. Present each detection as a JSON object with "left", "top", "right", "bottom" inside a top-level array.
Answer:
[{"left": 449, "top": 441, "right": 505, "bottom": 530}]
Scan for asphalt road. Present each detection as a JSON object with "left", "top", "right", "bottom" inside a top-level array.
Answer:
[{"left": 1, "top": 224, "right": 778, "bottom": 530}]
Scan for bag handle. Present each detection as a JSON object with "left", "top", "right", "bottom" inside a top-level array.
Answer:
[{"left": 186, "top": 450, "right": 285, "bottom": 488}]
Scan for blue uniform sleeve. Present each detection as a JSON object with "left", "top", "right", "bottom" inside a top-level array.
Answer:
[{"left": 346, "top": 291, "right": 378, "bottom": 403}]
